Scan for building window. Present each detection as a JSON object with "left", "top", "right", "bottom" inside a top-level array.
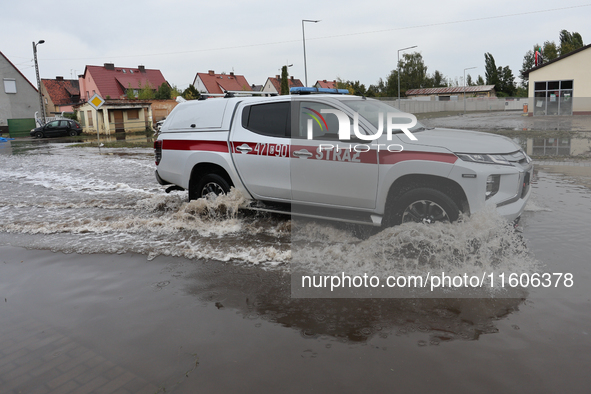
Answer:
[
  {"left": 127, "top": 109, "right": 139, "bottom": 120},
  {"left": 3, "top": 78, "right": 17, "bottom": 94},
  {"left": 533, "top": 80, "right": 573, "bottom": 116},
  {"left": 87, "top": 110, "right": 93, "bottom": 127}
]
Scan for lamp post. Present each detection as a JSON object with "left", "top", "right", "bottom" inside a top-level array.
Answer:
[
  {"left": 463, "top": 66, "right": 477, "bottom": 114},
  {"left": 33, "top": 40, "right": 46, "bottom": 125},
  {"left": 302, "top": 19, "right": 320, "bottom": 87},
  {"left": 397, "top": 45, "right": 417, "bottom": 109}
]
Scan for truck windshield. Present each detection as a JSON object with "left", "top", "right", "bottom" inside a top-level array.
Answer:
[{"left": 342, "top": 99, "right": 426, "bottom": 133}]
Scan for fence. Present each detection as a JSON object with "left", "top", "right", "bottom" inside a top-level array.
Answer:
[{"left": 377, "top": 97, "right": 529, "bottom": 114}]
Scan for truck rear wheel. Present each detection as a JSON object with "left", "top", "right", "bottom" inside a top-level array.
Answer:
[
  {"left": 388, "top": 187, "right": 460, "bottom": 225},
  {"left": 195, "top": 174, "right": 231, "bottom": 199}
]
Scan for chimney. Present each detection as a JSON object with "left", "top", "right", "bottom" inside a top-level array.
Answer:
[
  {"left": 208, "top": 70, "right": 215, "bottom": 76},
  {"left": 290, "top": 76, "right": 294, "bottom": 80},
  {"left": 276, "top": 75, "right": 280, "bottom": 79},
  {"left": 138, "top": 65, "right": 145, "bottom": 73},
  {"left": 104, "top": 63, "right": 115, "bottom": 70},
  {"left": 56, "top": 76, "right": 64, "bottom": 81},
  {"left": 230, "top": 72, "right": 234, "bottom": 76}
]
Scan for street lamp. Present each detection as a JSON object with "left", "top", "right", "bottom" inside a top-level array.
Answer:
[
  {"left": 302, "top": 19, "right": 320, "bottom": 87},
  {"left": 33, "top": 40, "right": 46, "bottom": 125},
  {"left": 463, "top": 66, "right": 477, "bottom": 114},
  {"left": 398, "top": 45, "right": 417, "bottom": 109}
]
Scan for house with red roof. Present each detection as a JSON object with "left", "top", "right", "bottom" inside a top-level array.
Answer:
[
  {"left": 79, "top": 63, "right": 167, "bottom": 101},
  {"left": 75, "top": 63, "right": 167, "bottom": 134},
  {"left": 40, "top": 77, "right": 81, "bottom": 114},
  {"left": 193, "top": 70, "right": 252, "bottom": 94},
  {"left": 314, "top": 80, "right": 337, "bottom": 89},
  {"left": 261, "top": 75, "right": 304, "bottom": 95}
]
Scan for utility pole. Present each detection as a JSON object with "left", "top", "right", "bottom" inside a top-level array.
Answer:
[{"left": 33, "top": 40, "right": 46, "bottom": 125}]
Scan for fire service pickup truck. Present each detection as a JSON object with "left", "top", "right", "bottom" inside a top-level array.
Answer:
[{"left": 154, "top": 89, "right": 532, "bottom": 227}]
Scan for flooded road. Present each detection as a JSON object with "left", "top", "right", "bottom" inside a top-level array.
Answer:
[{"left": 1, "top": 136, "right": 590, "bottom": 393}]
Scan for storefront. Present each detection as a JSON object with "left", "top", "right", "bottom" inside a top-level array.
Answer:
[{"left": 526, "top": 43, "right": 591, "bottom": 116}]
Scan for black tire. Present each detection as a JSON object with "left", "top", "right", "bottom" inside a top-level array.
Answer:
[
  {"left": 34, "top": 131, "right": 44, "bottom": 139},
  {"left": 194, "top": 174, "right": 231, "bottom": 199},
  {"left": 69, "top": 130, "right": 77, "bottom": 136},
  {"left": 387, "top": 187, "right": 460, "bottom": 225}
]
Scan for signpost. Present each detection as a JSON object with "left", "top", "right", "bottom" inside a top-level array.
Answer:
[{"left": 88, "top": 93, "right": 105, "bottom": 151}]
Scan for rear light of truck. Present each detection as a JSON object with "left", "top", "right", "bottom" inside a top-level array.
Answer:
[{"left": 154, "top": 140, "right": 162, "bottom": 165}]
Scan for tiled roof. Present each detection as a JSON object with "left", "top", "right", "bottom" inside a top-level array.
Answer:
[
  {"left": 315, "top": 80, "right": 337, "bottom": 89},
  {"left": 267, "top": 76, "right": 304, "bottom": 92},
  {"left": 194, "top": 71, "right": 252, "bottom": 94},
  {"left": 41, "top": 78, "right": 80, "bottom": 106},
  {"left": 83, "top": 65, "right": 166, "bottom": 98},
  {"left": 406, "top": 85, "right": 496, "bottom": 95}
]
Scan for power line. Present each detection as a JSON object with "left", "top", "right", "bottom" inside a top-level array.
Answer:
[{"left": 29, "top": 4, "right": 591, "bottom": 61}]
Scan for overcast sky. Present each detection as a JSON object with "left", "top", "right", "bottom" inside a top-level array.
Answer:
[{"left": 2, "top": 1, "right": 590, "bottom": 92}]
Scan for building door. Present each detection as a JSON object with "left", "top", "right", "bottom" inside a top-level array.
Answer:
[{"left": 113, "top": 110, "right": 125, "bottom": 133}]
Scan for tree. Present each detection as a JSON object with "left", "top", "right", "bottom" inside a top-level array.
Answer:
[
  {"left": 138, "top": 82, "right": 155, "bottom": 100},
  {"left": 384, "top": 69, "right": 399, "bottom": 97},
  {"left": 170, "top": 85, "right": 183, "bottom": 99},
  {"left": 335, "top": 78, "right": 355, "bottom": 95},
  {"left": 497, "top": 66, "right": 516, "bottom": 97},
  {"left": 485, "top": 53, "right": 516, "bottom": 96},
  {"left": 126, "top": 83, "right": 136, "bottom": 99},
  {"left": 424, "top": 70, "right": 447, "bottom": 88},
  {"left": 381, "top": 52, "right": 429, "bottom": 98},
  {"left": 182, "top": 84, "right": 200, "bottom": 100},
  {"left": 476, "top": 75, "right": 485, "bottom": 86},
  {"left": 466, "top": 74, "right": 474, "bottom": 86},
  {"left": 559, "top": 30, "right": 584, "bottom": 56},
  {"left": 484, "top": 53, "right": 499, "bottom": 90},
  {"left": 519, "top": 46, "right": 537, "bottom": 89},
  {"left": 155, "top": 82, "right": 172, "bottom": 99},
  {"left": 280, "top": 66, "right": 289, "bottom": 95},
  {"left": 399, "top": 52, "right": 428, "bottom": 92},
  {"left": 542, "top": 41, "right": 558, "bottom": 61},
  {"left": 367, "top": 78, "right": 386, "bottom": 97}
]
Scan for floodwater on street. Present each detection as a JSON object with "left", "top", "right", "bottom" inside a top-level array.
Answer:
[{"left": 0, "top": 134, "right": 590, "bottom": 393}]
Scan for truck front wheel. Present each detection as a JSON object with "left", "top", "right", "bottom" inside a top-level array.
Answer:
[
  {"left": 388, "top": 187, "right": 460, "bottom": 225},
  {"left": 194, "top": 174, "right": 231, "bottom": 199}
]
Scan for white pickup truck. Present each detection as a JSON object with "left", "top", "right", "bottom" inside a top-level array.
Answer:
[{"left": 154, "top": 92, "right": 532, "bottom": 227}]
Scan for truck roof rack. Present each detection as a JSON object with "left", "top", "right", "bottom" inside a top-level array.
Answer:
[
  {"left": 197, "top": 91, "right": 278, "bottom": 100},
  {"left": 290, "top": 87, "right": 350, "bottom": 95}
]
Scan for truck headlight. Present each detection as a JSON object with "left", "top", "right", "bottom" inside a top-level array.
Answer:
[
  {"left": 456, "top": 153, "right": 512, "bottom": 166},
  {"left": 486, "top": 175, "right": 500, "bottom": 200}
]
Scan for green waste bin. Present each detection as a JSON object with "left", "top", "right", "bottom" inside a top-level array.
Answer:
[{"left": 7, "top": 118, "right": 36, "bottom": 138}]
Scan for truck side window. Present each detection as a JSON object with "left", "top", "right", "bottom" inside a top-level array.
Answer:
[{"left": 241, "top": 102, "right": 290, "bottom": 138}]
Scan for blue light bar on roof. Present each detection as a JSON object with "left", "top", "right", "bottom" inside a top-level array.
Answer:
[{"left": 290, "top": 87, "right": 350, "bottom": 95}]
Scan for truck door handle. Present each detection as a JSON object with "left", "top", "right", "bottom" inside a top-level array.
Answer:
[
  {"left": 235, "top": 144, "right": 253, "bottom": 153},
  {"left": 293, "top": 149, "right": 313, "bottom": 158}
]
